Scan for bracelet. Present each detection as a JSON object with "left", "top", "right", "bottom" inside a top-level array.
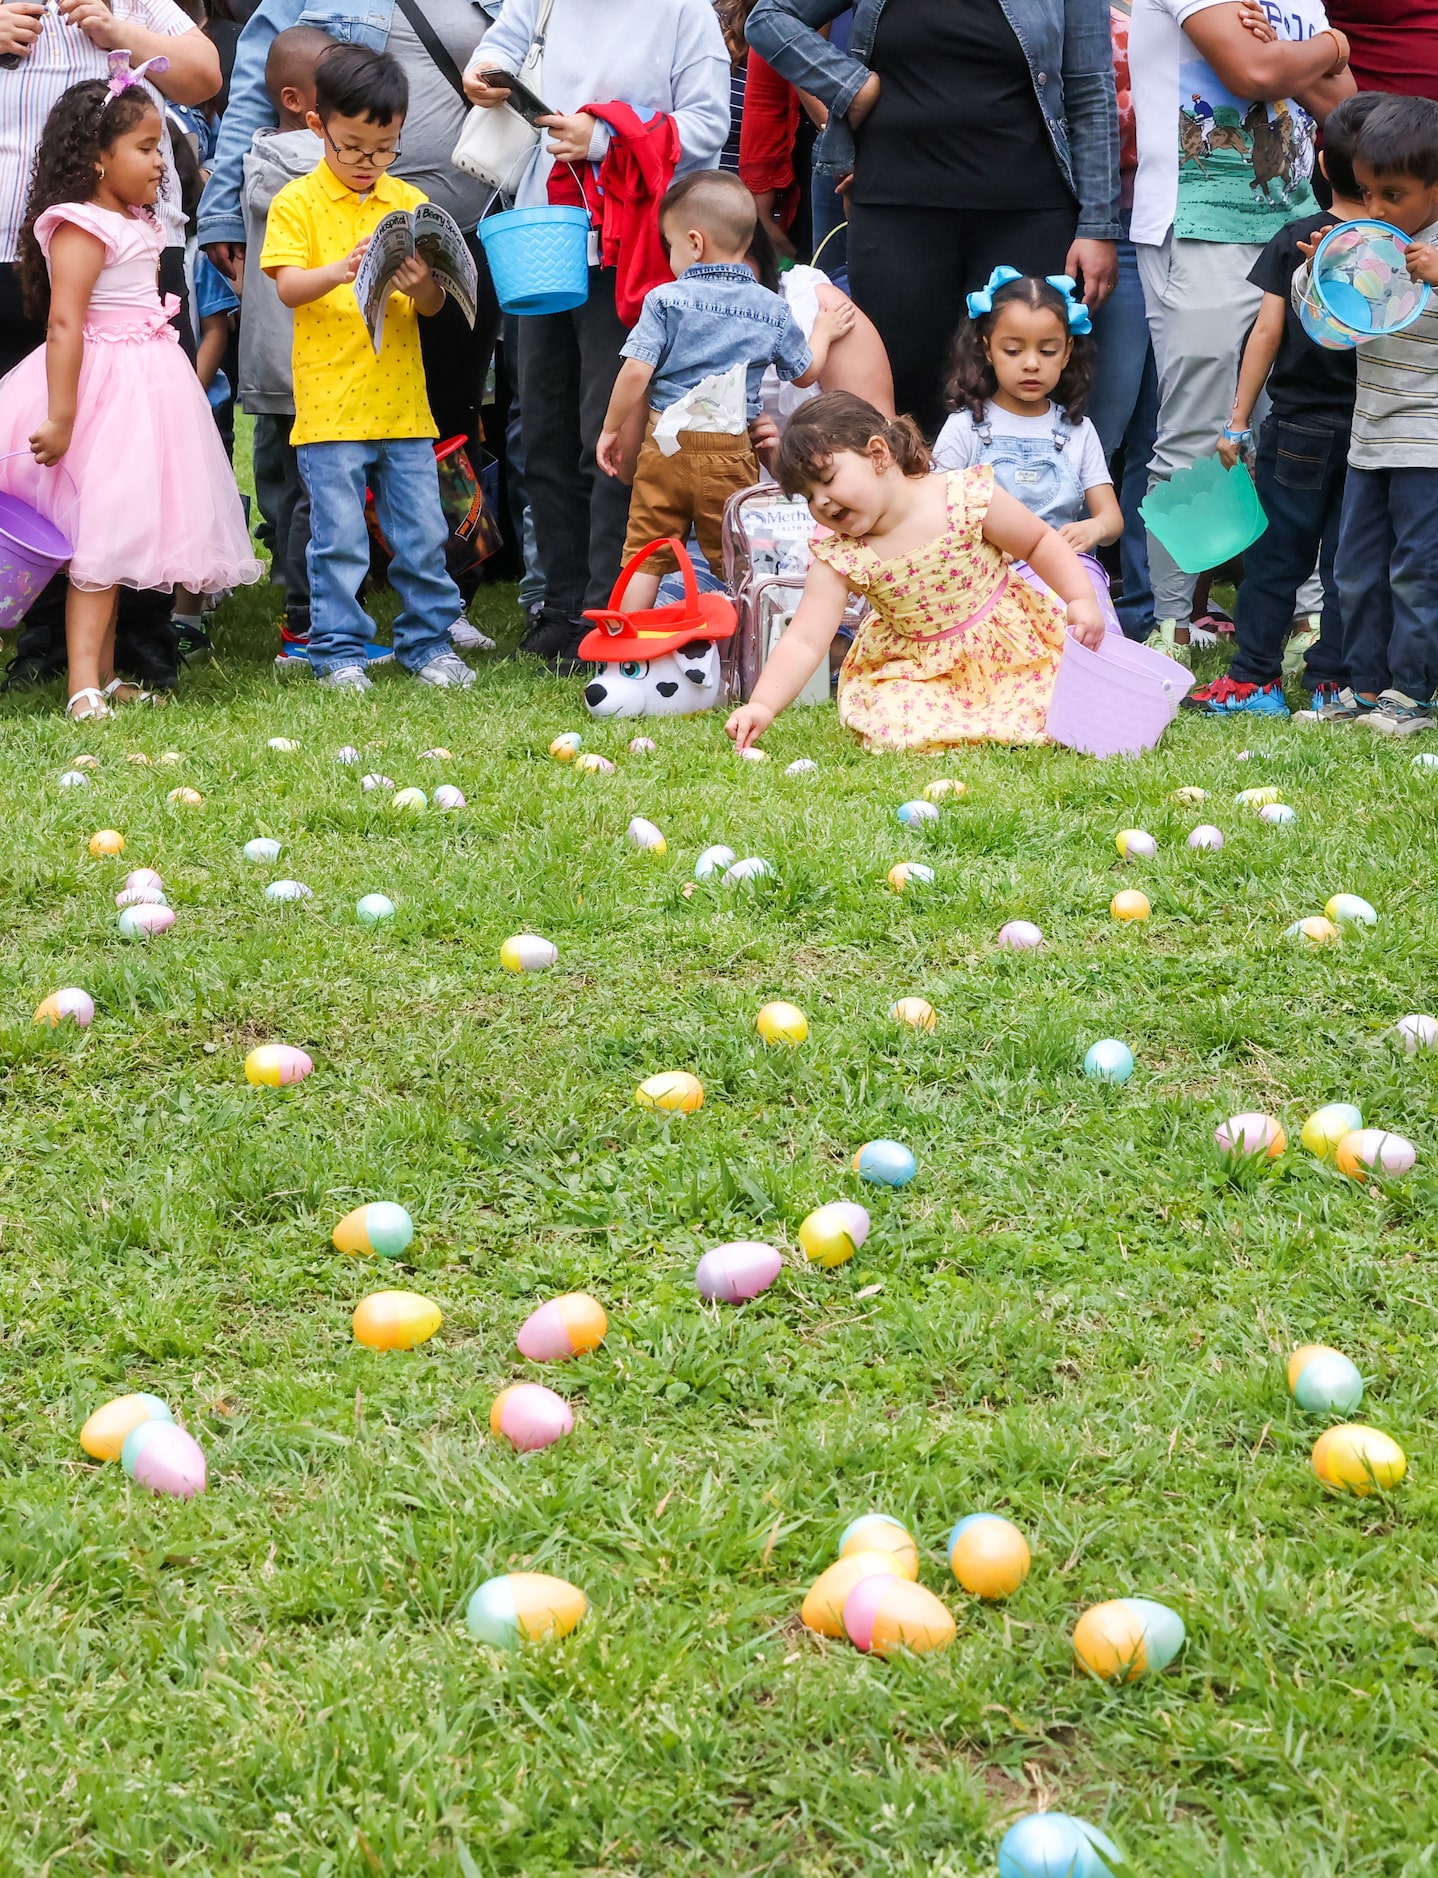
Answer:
[
  {"left": 1322, "top": 26, "right": 1349, "bottom": 73},
  {"left": 1223, "top": 426, "right": 1253, "bottom": 441}
]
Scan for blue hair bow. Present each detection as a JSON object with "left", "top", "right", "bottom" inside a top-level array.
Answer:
[
  {"left": 1045, "top": 273, "right": 1093, "bottom": 336},
  {"left": 965, "top": 265, "right": 1022, "bottom": 319}
]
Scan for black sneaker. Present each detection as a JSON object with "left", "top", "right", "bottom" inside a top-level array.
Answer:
[
  {"left": 173, "top": 619, "right": 214, "bottom": 664},
  {"left": 1, "top": 655, "right": 64, "bottom": 692},
  {"left": 519, "top": 609, "right": 581, "bottom": 660}
]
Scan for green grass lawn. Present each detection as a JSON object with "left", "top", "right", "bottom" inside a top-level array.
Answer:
[{"left": 2, "top": 542, "right": 1438, "bottom": 1877}]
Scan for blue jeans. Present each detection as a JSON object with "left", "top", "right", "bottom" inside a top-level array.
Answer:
[
  {"left": 298, "top": 438, "right": 459, "bottom": 676},
  {"left": 1088, "top": 235, "right": 1156, "bottom": 641},
  {"left": 1336, "top": 463, "right": 1438, "bottom": 703},
  {"left": 1229, "top": 414, "right": 1348, "bottom": 690}
]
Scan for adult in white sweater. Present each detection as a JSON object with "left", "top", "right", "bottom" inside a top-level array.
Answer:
[{"left": 466, "top": 0, "right": 730, "bottom": 666}]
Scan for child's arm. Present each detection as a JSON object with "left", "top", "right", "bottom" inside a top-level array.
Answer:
[
  {"left": 982, "top": 484, "right": 1106, "bottom": 649},
  {"left": 195, "top": 310, "right": 232, "bottom": 393},
  {"left": 597, "top": 358, "right": 656, "bottom": 478},
  {"left": 794, "top": 301, "right": 855, "bottom": 387},
  {"left": 725, "top": 556, "right": 850, "bottom": 748},
  {"left": 1057, "top": 482, "right": 1122, "bottom": 554},
  {"left": 270, "top": 238, "right": 369, "bottom": 308},
  {"left": 391, "top": 253, "right": 444, "bottom": 318},
  {"left": 1217, "top": 292, "right": 1285, "bottom": 467},
  {"left": 30, "top": 223, "right": 105, "bottom": 467}
]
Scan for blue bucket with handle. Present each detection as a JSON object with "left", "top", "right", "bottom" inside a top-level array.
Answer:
[{"left": 478, "top": 204, "right": 590, "bottom": 316}]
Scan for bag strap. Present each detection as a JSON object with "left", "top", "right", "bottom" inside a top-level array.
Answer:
[{"left": 391, "top": 0, "right": 478, "bottom": 102}]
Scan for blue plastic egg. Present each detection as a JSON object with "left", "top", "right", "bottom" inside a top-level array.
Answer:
[
  {"left": 999, "top": 1813, "right": 1124, "bottom": 1878},
  {"left": 851, "top": 1139, "right": 917, "bottom": 1187},
  {"left": 1083, "top": 1039, "right": 1134, "bottom": 1084}
]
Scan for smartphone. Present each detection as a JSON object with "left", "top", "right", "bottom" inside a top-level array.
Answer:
[{"left": 480, "top": 69, "right": 552, "bottom": 127}]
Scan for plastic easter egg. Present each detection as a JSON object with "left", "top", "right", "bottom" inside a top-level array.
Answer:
[
  {"left": 1259, "top": 802, "right": 1297, "bottom": 825},
  {"left": 574, "top": 752, "right": 615, "bottom": 774},
  {"left": 1335, "top": 1128, "right": 1416, "bottom": 1180},
  {"left": 465, "top": 1572, "right": 586, "bottom": 1646},
  {"left": 887, "top": 861, "right": 935, "bottom": 892},
  {"left": 1173, "top": 786, "right": 1206, "bottom": 804},
  {"left": 757, "top": 1000, "right": 808, "bottom": 1045},
  {"left": 333, "top": 1201, "right": 414, "bottom": 1260},
  {"left": 1083, "top": 1039, "right": 1134, "bottom": 1084},
  {"left": 630, "top": 736, "right": 657, "bottom": 755},
  {"left": 420, "top": 747, "right": 452, "bottom": 761},
  {"left": 1188, "top": 824, "right": 1224, "bottom": 850},
  {"left": 336, "top": 746, "right": 362, "bottom": 765},
  {"left": 897, "top": 798, "right": 940, "bottom": 827},
  {"left": 549, "top": 732, "right": 583, "bottom": 761},
  {"left": 118, "top": 903, "right": 175, "bottom": 939},
  {"left": 1312, "top": 1422, "right": 1406, "bottom": 1494},
  {"left": 516, "top": 1292, "right": 608, "bottom": 1362},
  {"left": 890, "top": 996, "right": 937, "bottom": 1030},
  {"left": 361, "top": 773, "right": 395, "bottom": 792},
  {"left": 786, "top": 757, "right": 818, "bottom": 775},
  {"left": 391, "top": 787, "right": 427, "bottom": 813},
  {"left": 89, "top": 829, "right": 125, "bottom": 856},
  {"left": 695, "top": 1241, "right": 783, "bottom": 1303},
  {"left": 1286, "top": 915, "right": 1338, "bottom": 944},
  {"left": 122, "top": 1421, "right": 207, "bottom": 1497},
  {"left": 433, "top": 784, "right": 466, "bottom": 810},
  {"left": 852, "top": 1139, "right": 917, "bottom": 1187},
  {"left": 500, "top": 934, "right": 558, "bottom": 973},
  {"left": 1216, "top": 1111, "right": 1286, "bottom": 1159},
  {"left": 80, "top": 1391, "right": 172, "bottom": 1461},
  {"left": 490, "top": 1382, "right": 574, "bottom": 1452},
  {"left": 243, "top": 837, "right": 282, "bottom": 864},
  {"left": 843, "top": 1575, "right": 956, "bottom": 1657},
  {"left": 1300, "top": 1103, "right": 1363, "bottom": 1159},
  {"left": 125, "top": 867, "right": 163, "bottom": 892},
  {"left": 127, "top": 752, "right": 151, "bottom": 767},
  {"left": 1110, "top": 890, "right": 1150, "bottom": 922},
  {"left": 245, "top": 1044, "right": 313, "bottom": 1087},
  {"left": 265, "top": 879, "right": 312, "bottom": 903},
  {"left": 158, "top": 753, "right": 182, "bottom": 766},
  {"left": 998, "top": 1813, "right": 1124, "bottom": 1878},
  {"left": 1115, "top": 829, "right": 1156, "bottom": 859},
  {"left": 627, "top": 816, "right": 666, "bottom": 853},
  {"left": 838, "top": 1514, "right": 919, "bottom": 1580},
  {"left": 1073, "top": 1597, "right": 1185, "bottom": 1681},
  {"left": 722, "top": 856, "right": 772, "bottom": 885},
  {"left": 737, "top": 746, "right": 767, "bottom": 762},
  {"left": 998, "top": 919, "right": 1044, "bottom": 950},
  {"left": 923, "top": 778, "right": 965, "bottom": 801},
  {"left": 1288, "top": 1345, "right": 1364, "bottom": 1415},
  {"left": 1393, "top": 1013, "right": 1438, "bottom": 1054},
  {"left": 356, "top": 893, "right": 396, "bottom": 926},
  {"left": 116, "top": 886, "right": 166, "bottom": 908},
  {"left": 268, "top": 737, "right": 298, "bottom": 753},
  {"left": 1412, "top": 752, "right": 1438, "bottom": 772},
  {"left": 35, "top": 987, "right": 94, "bottom": 1028},
  {"left": 167, "top": 787, "right": 202, "bottom": 807},
  {"left": 799, "top": 1201, "right": 870, "bottom": 1269},
  {"left": 695, "top": 844, "right": 736, "bottom": 880},
  {"left": 59, "top": 769, "right": 88, "bottom": 788},
  {"left": 1236, "top": 786, "right": 1282, "bottom": 808},
  {"left": 1325, "top": 893, "right": 1377, "bottom": 928},
  {"left": 353, "top": 1289, "right": 442, "bottom": 1350},
  {"left": 801, "top": 1551, "right": 904, "bottom": 1638},
  {"left": 635, "top": 1071, "right": 704, "bottom": 1112},
  {"left": 947, "top": 1513, "right": 1031, "bottom": 1599}
]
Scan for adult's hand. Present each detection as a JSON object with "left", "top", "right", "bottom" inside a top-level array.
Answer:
[
  {"left": 0, "top": 3, "right": 43, "bottom": 58},
  {"left": 846, "top": 71, "right": 880, "bottom": 130},
  {"left": 57, "top": 0, "right": 127, "bottom": 53},
  {"left": 538, "top": 111, "right": 599, "bottom": 163},
  {"left": 1066, "top": 237, "right": 1117, "bottom": 309},
  {"left": 204, "top": 240, "right": 246, "bottom": 289},
  {"left": 463, "top": 70, "right": 511, "bottom": 106}
]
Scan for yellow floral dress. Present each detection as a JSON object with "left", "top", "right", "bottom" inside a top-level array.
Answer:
[{"left": 813, "top": 468, "right": 1067, "bottom": 752}]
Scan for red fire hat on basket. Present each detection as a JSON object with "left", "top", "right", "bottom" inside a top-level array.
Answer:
[{"left": 577, "top": 537, "right": 737, "bottom": 662}]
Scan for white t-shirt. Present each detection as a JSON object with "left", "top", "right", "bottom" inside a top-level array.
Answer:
[
  {"left": 933, "top": 404, "right": 1111, "bottom": 488},
  {"left": 1130, "top": 0, "right": 1325, "bottom": 248}
]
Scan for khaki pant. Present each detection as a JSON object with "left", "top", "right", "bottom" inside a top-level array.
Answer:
[{"left": 622, "top": 414, "right": 759, "bottom": 577}]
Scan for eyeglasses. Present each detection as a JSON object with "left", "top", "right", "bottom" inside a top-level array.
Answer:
[{"left": 324, "top": 128, "right": 401, "bottom": 167}]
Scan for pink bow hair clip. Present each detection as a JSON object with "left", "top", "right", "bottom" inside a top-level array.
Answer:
[{"left": 106, "top": 48, "right": 169, "bottom": 95}]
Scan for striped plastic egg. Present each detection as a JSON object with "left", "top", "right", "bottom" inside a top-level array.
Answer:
[
  {"left": 852, "top": 1139, "right": 917, "bottom": 1187},
  {"left": 1236, "top": 786, "right": 1282, "bottom": 807},
  {"left": 630, "top": 736, "right": 658, "bottom": 755},
  {"left": 80, "top": 1391, "right": 173, "bottom": 1461},
  {"left": 1287, "top": 1344, "right": 1363, "bottom": 1415},
  {"left": 922, "top": 778, "right": 965, "bottom": 801},
  {"left": 798, "top": 1201, "right": 870, "bottom": 1269},
  {"left": 722, "top": 856, "right": 772, "bottom": 885},
  {"left": 268, "top": 737, "right": 298, "bottom": 753},
  {"left": 785, "top": 757, "right": 817, "bottom": 774},
  {"left": 516, "top": 1292, "right": 607, "bottom": 1361},
  {"left": 34, "top": 987, "right": 94, "bottom": 1028},
  {"left": 118, "top": 904, "right": 175, "bottom": 938},
  {"left": 695, "top": 1241, "right": 783, "bottom": 1303},
  {"left": 167, "top": 787, "right": 203, "bottom": 807},
  {"left": 420, "top": 747, "right": 452, "bottom": 761},
  {"left": 335, "top": 746, "right": 362, "bottom": 765},
  {"left": 391, "top": 788, "right": 427, "bottom": 813},
  {"left": 890, "top": 997, "right": 937, "bottom": 1030},
  {"left": 800, "top": 1551, "right": 903, "bottom": 1638},
  {"left": 465, "top": 1572, "right": 586, "bottom": 1646},
  {"left": 1073, "top": 1597, "right": 1185, "bottom": 1680},
  {"left": 1286, "top": 915, "right": 1338, "bottom": 944},
  {"left": 1187, "top": 824, "right": 1224, "bottom": 850},
  {"left": 332, "top": 1201, "right": 414, "bottom": 1260},
  {"left": 1259, "top": 802, "right": 1297, "bottom": 825},
  {"left": 1326, "top": 892, "right": 1377, "bottom": 928},
  {"left": 122, "top": 1421, "right": 207, "bottom": 1498},
  {"left": 58, "top": 770, "right": 88, "bottom": 788},
  {"left": 1216, "top": 1111, "right": 1285, "bottom": 1159},
  {"left": 843, "top": 1576, "right": 956, "bottom": 1657},
  {"left": 635, "top": 1071, "right": 704, "bottom": 1112},
  {"left": 245, "top": 1044, "right": 313, "bottom": 1087},
  {"left": 361, "top": 774, "right": 395, "bottom": 792},
  {"left": 352, "top": 1289, "right": 442, "bottom": 1350},
  {"left": 838, "top": 1514, "right": 918, "bottom": 1579},
  {"left": 1335, "top": 1128, "right": 1416, "bottom": 1180},
  {"left": 1312, "top": 1423, "right": 1406, "bottom": 1495},
  {"left": 500, "top": 934, "right": 558, "bottom": 973},
  {"left": 490, "top": 1382, "right": 574, "bottom": 1451},
  {"left": 264, "top": 880, "right": 312, "bottom": 904},
  {"left": 948, "top": 1513, "right": 1031, "bottom": 1599},
  {"left": 998, "top": 1813, "right": 1123, "bottom": 1878}
]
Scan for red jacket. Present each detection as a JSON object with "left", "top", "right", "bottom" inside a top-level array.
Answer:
[
  {"left": 547, "top": 101, "right": 682, "bottom": 325},
  {"left": 739, "top": 52, "right": 800, "bottom": 229}
]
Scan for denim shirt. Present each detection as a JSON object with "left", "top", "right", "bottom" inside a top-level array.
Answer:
[
  {"left": 745, "top": 0, "right": 1120, "bottom": 241},
  {"left": 622, "top": 263, "right": 814, "bottom": 416}
]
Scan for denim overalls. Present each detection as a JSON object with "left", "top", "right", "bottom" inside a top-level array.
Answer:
[{"left": 973, "top": 416, "right": 1087, "bottom": 531}]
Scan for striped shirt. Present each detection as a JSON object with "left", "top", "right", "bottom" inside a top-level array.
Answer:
[{"left": 0, "top": 0, "right": 195, "bottom": 263}]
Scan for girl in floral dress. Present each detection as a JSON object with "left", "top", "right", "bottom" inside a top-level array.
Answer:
[{"left": 724, "top": 391, "right": 1106, "bottom": 754}]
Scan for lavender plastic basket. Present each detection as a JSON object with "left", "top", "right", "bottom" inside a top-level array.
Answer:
[{"left": 1046, "top": 631, "right": 1193, "bottom": 759}]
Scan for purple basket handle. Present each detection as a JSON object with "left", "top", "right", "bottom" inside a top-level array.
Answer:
[{"left": 0, "top": 446, "right": 79, "bottom": 533}]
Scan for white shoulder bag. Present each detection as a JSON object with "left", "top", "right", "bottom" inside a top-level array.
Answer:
[{"left": 450, "top": 0, "right": 558, "bottom": 197}]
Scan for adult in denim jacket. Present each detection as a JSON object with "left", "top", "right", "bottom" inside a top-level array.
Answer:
[{"left": 746, "top": 0, "right": 1120, "bottom": 435}]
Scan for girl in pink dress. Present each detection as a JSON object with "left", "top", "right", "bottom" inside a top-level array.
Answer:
[{"left": 0, "top": 56, "right": 261, "bottom": 719}]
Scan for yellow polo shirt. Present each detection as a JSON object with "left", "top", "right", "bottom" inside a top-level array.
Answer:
[{"left": 260, "top": 162, "right": 436, "bottom": 447}]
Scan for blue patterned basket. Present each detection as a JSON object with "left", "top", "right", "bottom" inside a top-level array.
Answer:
[{"left": 478, "top": 205, "right": 590, "bottom": 315}]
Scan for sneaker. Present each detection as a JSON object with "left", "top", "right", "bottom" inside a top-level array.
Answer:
[
  {"left": 1183, "top": 674, "right": 1289, "bottom": 717},
  {"left": 1359, "top": 689, "right": 1436, "bottom": 737},
  {"left": 518, "top": 610, "right": 580, "bottom": 660},
  {"left": 448, "top": 617, "right": 497, "bottom": 653},
  {"left": 172, "top": 618, "right": 214, "bottom": 664},
  {"left": 1293, "top": 683, "right": 1360, "bottom": 724},
  {"left": 1145, "top": 618, "right": 1194, "bottom": 667},
  {"left": 2, "top": 655, "right": 65, "bottom": 692},
  {"left": 318, "top": 664, "right": 373, "bottom": 692},
  {"left": 276, "top": 640, "right": 394, "bottom": 676},
  {"left": 415, "top": 652, "right": 475, "bottom": 689}
]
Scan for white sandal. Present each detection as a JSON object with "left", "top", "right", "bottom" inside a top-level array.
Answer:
[
  {"left": 66, "top": 687, "right": 111, "bottom": 721},
  {"left": 101, "top": 678, "right": 165, "bottom": 707}
]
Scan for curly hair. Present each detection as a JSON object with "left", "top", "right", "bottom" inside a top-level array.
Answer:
[
  {"left": 774, "top": 391, "right": 929, "bottom": 497},
  {"left": 945, "top": 274, "right": 1095, "bottom": 425},
  {"left": 17, "top": 80, "right": 159, "bottom": 320}
]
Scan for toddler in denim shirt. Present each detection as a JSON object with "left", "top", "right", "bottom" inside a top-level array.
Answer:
[{"left": 598, "top": 169, "right": 852, "bottom": 607}]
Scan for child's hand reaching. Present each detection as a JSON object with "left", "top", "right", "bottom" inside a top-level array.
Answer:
[
  {"left": 1295, "top": 224, "right": 1334, "bottom": 263},
  {"left": 726, "top": 699, "right": 775, "bottom": 750},
  {"left": 29, "top": 417, "right": 71, "bottom": 467},
  {"left": 1407, "top": 241, "right": 1438, "bottom": 286}
]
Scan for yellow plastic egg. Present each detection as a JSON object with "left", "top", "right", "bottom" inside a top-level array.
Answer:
[
  {"left": 1300, "top": 1103, "right": 1363, "bottom": 1160},
  {"left": 88, "top": 829, "right": 125, "bottom": 856},
  {"left": 80, "top": 1391, "right": 173, "bottom": 1461},
  {"left": 947, "top": 1514, "right": 1031, "bottom": 1599},
  {"left": 167, "top": 787, "right": 203, "bottom": 807},
  {"left": 838, "top": 1514, "right": 919, "bottom": 1580},
  {"left": 800, "top": 1551, "right": 903, "bottom": 1639},
  {"left": 352, "top": 1289, "right": 443, "bottom": 1351},
  {"left": 890, "top": 996, "right": 937, "bottom": 1030},
  {"left": 635, "top": 1071, "right": 705, "bottom": 1112},
  {"left": 1312, "top": 1423, "right": 1406, "bottom": 1495},
  {"left": 1111, "top": 890, "right": 1150, "bottom": 922},
  {"left": 922, "top": 779, "right": 965, "bottom": 802},
  {"left": 756, "top": 1000, "right": 808, "bottom": 1045}
]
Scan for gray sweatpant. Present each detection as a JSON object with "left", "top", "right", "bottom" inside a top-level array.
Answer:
[{"left": 1137, "top": 234, "right": 1265, "bottom": 623}]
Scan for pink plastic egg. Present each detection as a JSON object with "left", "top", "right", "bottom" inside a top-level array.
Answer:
[
  {"left": 490, "top": 1382, "right": 574, "bottom": 1451},
  {"left": 129, "top": 1423, "right": 207, "bottom": 1498},
  {"left": 1216, "top": 1111, "right": 1286, "bottom": 1159},
  {"left": 516, "top": 1292, "right": 608, "bottom": 1362},
  {"left": 695, "top": 1241, "right": 783, "bottom": 1303},
  {"left": 997, "top": 920, "right": 1043, "bottom": 950},
  {"left": 124, "top": 868, "right": 164, "bottom": 892}
]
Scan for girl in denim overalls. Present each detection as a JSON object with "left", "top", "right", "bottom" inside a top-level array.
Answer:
[{"left": 934, "top": 270, "right": 1123, "bottom": 631}]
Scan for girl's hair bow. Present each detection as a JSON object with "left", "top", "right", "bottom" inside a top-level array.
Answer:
[
  {"left": 106, "top": 48, "right": 170, "bottom": 96},
  {"left": 965, "top": 265, "right": 1022, "bottom": 319},
  {"left": 1044, "top": 273, "right": 1093, "bottom": 335}
]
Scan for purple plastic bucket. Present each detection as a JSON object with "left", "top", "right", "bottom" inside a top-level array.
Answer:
[
  {"left": 0, "top": 455, "right": 73, "bottom": 628},
  {"left": 1015, "top": 553, "right": 1122, "bottom": 634},
  {"left": 1046, "top": 631, "right": 1193, "bottom": 758}
]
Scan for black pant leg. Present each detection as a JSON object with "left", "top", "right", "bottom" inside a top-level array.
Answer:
[
  {"left": 417, "top": 235, "right": 502, "bottom": 460},
  {"left": 573, "top": 267, "right": 633, "bottom": 615},
  {"left": 846, "top": 204, "right": 964, "bottom": 438}
]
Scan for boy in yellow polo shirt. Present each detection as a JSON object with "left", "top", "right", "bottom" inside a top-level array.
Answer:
[{"left": 261, "top": 44, "right": 475, "bottom": 691}]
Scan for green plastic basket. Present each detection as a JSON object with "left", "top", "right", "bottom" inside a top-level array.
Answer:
[{"left": 1139, "top": 458, "right": 1268, "bottom": 575}]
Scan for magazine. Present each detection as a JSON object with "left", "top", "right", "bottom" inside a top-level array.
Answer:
[{"left": 352, "top": 202, "right": 478, "bottom": 353}]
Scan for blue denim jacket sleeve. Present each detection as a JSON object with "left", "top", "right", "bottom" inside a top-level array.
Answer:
[
  {"left": 1059, "top": 0, "right": 1120, "bottom": 240},
  {"left": 196, "top": 0, "right": 392, "bottom": 247}
]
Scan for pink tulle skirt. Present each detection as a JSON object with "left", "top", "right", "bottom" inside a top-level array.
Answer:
[{"left": 0, "top": 297, "right": 264, "bottom": 594}]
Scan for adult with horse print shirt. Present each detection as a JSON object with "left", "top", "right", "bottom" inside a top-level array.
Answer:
[{"left": 1128, "top": 0, "right": 1353, "bottom": 664}]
